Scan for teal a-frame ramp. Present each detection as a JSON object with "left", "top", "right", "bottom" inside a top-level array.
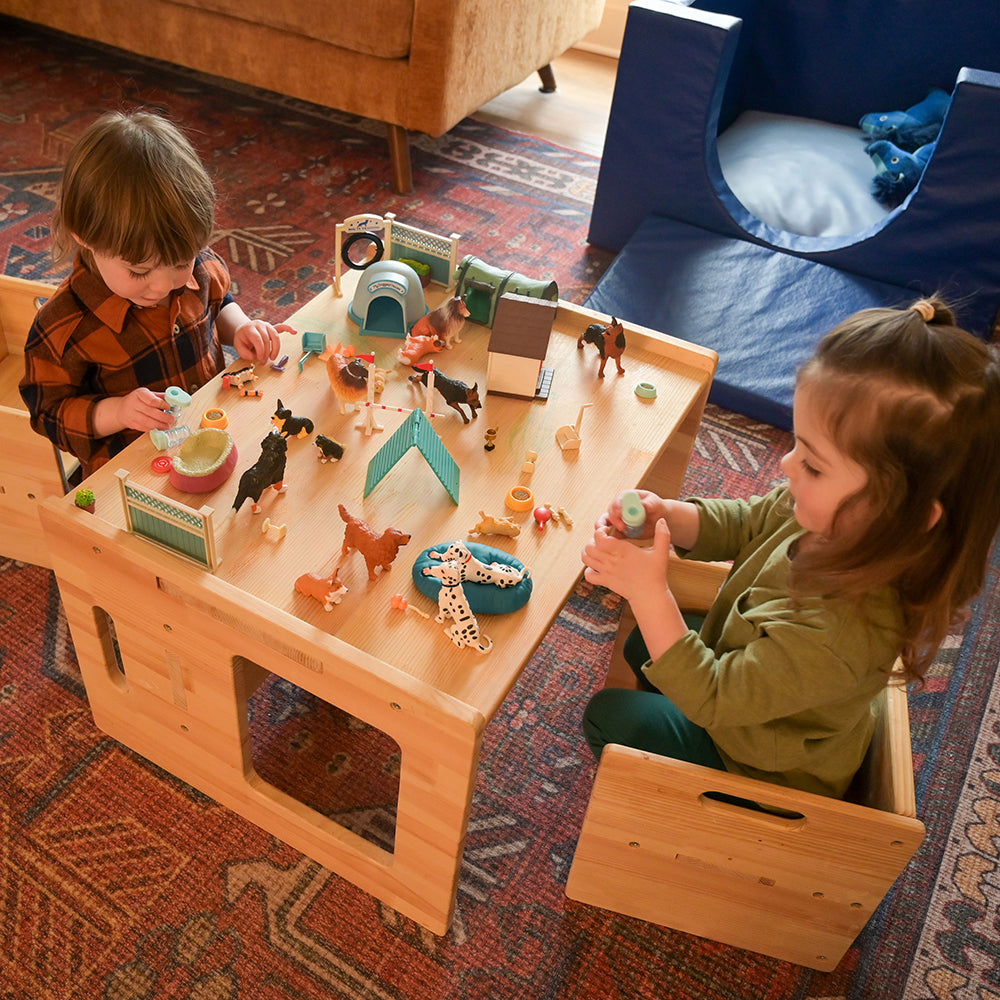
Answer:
[{"left": 363, "top": 407, "right": 460, "bottom": 504}]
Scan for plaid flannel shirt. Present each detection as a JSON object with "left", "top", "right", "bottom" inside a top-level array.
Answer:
[{"left": 20, "top": 249, "right": 233, "bottom": 475}]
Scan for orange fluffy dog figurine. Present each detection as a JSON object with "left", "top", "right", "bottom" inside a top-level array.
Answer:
[
  {"left": 322, "top": 342, "right": 386, "bottom": 413},
  {"left": 338, "top": 504, "right": 411, "bottom": 581}
]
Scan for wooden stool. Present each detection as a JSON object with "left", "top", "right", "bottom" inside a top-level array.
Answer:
[
  {"left": 0, "top": 275, "right": 74, "bottom": 567},
  {"left": 566, "top": 559, "right": 926, "bottom": 971}
]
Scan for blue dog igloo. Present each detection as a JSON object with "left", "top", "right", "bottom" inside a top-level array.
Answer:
[{"left": 349, "top": 260, "right": 428, "bottom": 339}]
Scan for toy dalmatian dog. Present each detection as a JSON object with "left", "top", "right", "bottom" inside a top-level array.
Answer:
[
  {"left": 421, "top": 560, "right": 493, "bottom": 653},
  {"left": 428, "top": 541, "right": 528, "bottom": 588}
]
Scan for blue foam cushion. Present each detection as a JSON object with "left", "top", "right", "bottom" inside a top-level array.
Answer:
[
  {"left": 586, "top": 215, "right": 916, "bottom": 429},
  {"left": 412, "top": 541, "right": 532, "bottom": 614}
]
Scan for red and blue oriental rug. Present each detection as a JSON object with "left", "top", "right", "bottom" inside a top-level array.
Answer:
[{"left": 2, "top": 15, "right": 1000, "bottom": 1000}]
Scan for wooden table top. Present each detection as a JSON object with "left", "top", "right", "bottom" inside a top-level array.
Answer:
[{"left": 70, "top": 272, "right": 715, "bottom": 721}]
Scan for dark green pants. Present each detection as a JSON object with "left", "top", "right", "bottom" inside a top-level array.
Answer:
[{"left": 583, "top": 624, "right": 726, "bottom": 771}]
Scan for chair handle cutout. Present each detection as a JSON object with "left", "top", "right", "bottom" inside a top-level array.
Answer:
[{"left": 699, "top": 790, "right": 807, "bottom": 830}]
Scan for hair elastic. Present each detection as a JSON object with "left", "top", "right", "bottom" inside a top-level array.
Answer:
[{"left": 913, "top": 300, "right": 935, "bottom": 322}]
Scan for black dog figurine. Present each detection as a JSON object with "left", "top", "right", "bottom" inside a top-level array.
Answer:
[
  {"left": 408, "top": 366, "right": 481, "bottom": 423},
  {"left": 270, "top": 398, "right": 314, "bottom": 438},
  {"left": 232, "top": 430, "right": 288, "bottom": 513},
  {"left": 314, "top": 434, "right": 345, "bottom": 463}
]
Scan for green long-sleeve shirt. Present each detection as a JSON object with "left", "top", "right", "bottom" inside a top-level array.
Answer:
[{"left": 643, "top": 486, "right": 904, "bottom": 798}]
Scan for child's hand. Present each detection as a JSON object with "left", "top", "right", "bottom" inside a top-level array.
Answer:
[
  {"left": 114, "top": 388, "right": 174, "bottom": 432},
  {"left": 582, "top": 517, "right": 673, "bottom": 603},
  {"left": 596, "top": 489, "right": 666, "bottom": 539},
  {"left": 232, "top": 320, "right": 298, "bottom": 363}
]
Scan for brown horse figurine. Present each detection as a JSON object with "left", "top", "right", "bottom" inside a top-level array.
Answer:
[{"left": 578, "top": 317, "right": 626, "bottom": 377}]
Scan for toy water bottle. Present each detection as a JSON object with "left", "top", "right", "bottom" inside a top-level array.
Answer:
[
  {"left": 621, "top": 490, "right": 646, "bottom": 538},
  {"left": 149, "top": 425, "right": 191, "bottom": 450},
  {"left": 151, "top": 386, "right": 194, "bottom": 449}
]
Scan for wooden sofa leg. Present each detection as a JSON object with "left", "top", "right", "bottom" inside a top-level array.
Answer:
[
  {"left": 387, "top": 124, "right": 413, "bottom": 195},
  {"left": 537, "top": 64, "right": 557, "bottom": 93}
]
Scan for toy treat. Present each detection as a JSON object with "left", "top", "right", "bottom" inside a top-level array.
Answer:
[
  {"left": 232, "top": 430, "right": 287, "bottom": 514},
  {"left": 295, "top": 568, "right": 347, "bottom": 611},
  {"left": 859, "top": 87, "right": 949, "bottom": 151},
  {"left": 270, "top": 399, "right": 315, "bottom": 439},
  {"left": 408, "top": 295, "right": 469, "bottom": 348},
  {"left": 421, "top": 559, "right": 493, "bottom": 653},
  {"left": 338, "top": 504, "right": 410, "bottom": 580},
  {"left": 168, "top": 428, "right": 239, "bottom": 494},
  {"left": 577, "top": 316, "right": 626, "bottom": 377},
  {"left": 412, "top": 541, "right": 532, "bottom": 615}
]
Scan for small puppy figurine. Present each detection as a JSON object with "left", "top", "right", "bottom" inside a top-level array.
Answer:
[{"left": 314, "top": 434, "right": 345, "bottom": 463}]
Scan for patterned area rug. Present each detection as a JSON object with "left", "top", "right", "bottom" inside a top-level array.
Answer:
[
  {"left": 0, "top": 17, "right": 611, "bottom": 308},
  {"left": 2, "top": 16, "right": 1000, "bottom": 1000}
]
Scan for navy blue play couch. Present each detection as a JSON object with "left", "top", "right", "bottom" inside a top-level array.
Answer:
[{"left": 585, "top": 0, "right": 1000, "bottom": 429}]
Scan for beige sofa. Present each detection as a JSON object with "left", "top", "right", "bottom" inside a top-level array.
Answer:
[{"left": 0, "top": 0, "right": 605, "bottom": 192}]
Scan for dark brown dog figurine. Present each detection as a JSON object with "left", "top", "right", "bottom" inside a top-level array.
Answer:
[
  {"left": 408, "top": 366, "right": 482, "bottom": 423},
  {"left": 338, "top": 504, "right": 411, "bottom": 580},
  {"left": 578, "top": 316, "right": 626, "bottom": 377}
]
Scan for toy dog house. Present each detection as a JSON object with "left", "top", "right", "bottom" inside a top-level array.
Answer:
[
  {"left": 486, "top": 293, "right": 557, "bottom": 398},
  {"left": 453, "top": 255, "right": 558, "bottom": 327},
  {"left": 349, "top": 260, "right": 428, "bottom": 339},
  {"left": 585, "top": 0, "right": 1000, "bottom": 430}
]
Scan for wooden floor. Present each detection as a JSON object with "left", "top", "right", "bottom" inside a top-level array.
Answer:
[{"left": 473, "top": 48, "right": 619, "bottom": 158}]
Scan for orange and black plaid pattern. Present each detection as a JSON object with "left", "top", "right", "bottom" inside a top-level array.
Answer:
[{"left": 20, "top": 249, "right": 233, "bottom": 475}]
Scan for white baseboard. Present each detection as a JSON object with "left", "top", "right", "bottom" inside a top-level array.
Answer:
[{"left": 575, "top": 0, "right": 628, "bottom": 57}]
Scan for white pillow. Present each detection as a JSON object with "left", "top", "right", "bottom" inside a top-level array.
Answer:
[{"left": 716, "top": 110, "right": 890, "bottom": 237}]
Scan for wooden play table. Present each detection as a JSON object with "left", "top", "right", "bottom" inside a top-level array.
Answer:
[{"left": 39, "top": 270, "right": 716, "bottom": 933}]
